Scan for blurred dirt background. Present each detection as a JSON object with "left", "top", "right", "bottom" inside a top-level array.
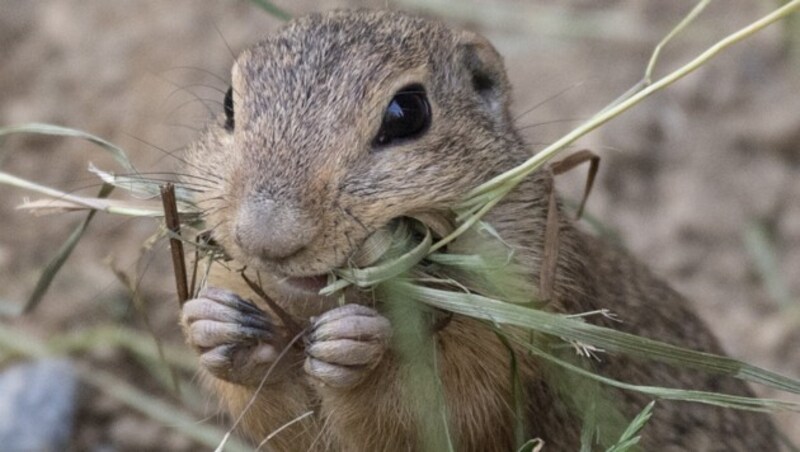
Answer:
[{"left": 0, "top": 0, "right": 798, "bottom": 450}]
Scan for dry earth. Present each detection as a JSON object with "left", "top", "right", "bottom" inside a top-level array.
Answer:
[{"left": 1, "top": 0, "right": 798, "bottom": 449}]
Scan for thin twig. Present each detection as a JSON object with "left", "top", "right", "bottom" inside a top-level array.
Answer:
[
  {"left": 550, "top": 149, "right": 601, "bottom": 219},
  {"left": 190, "top": 230, "right": 214, "bottom": 299},
  {"left": 240, "top": 271, "right": 303, "bottom": 340},
  {"left": 160, "top": 183, "right": 189, "bottom": 305},
  {"left": 539, "top": 174, "right": 560, "bottom": 303}
]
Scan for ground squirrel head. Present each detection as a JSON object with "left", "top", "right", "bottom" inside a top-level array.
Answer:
[{"left": 187, "top": 10, "right": 527, "bottom": 280}]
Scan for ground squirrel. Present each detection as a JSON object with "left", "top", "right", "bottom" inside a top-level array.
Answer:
[{"left": 180, "top": 10, "right": 778, "bottom": 451}]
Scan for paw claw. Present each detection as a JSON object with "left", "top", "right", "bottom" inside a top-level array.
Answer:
[{"left": 182, "top": 287, "right": 288, "bottom": 386}]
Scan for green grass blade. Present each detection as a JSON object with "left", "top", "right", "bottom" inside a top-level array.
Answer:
[
  {"left": 606, "top": 401, "right": 654, "bottom": 452},
  {"left": 516, "top": 439, "right": 544, "bottom": 452},
  {"left": 519, "top": 339, "right": 796, "bottom": 412},
  {"left": 380, "top": 278, "right": 454, "bottom": 451},
  {"left": 428, "top": 227, "right": 536, "bottom": 305},
  {"left": 601, "top": 0, "right": 713, "bottom": 115},
  {"left": 334, "top": 227, "right": 431, "bottom": 288},
  {"left": 249, "top": 0, "right": 291, "bottom": 21},
  {"left": 0, "top": 123, "right": 137, "bottom": 173},
  {"left": 493, "top": 332, "right": 528, "bottom": 449},
  {"left": 0, "top": 171, "right": 166, "bottom": 217},
  {"left": 89, "top": 163, "right": 181, "bottom": 200},
  {"left": 23, "top": 183, "right": 114, "bottom": 314},
  {"left": 395, "top": 281, "right": 800, "bottom": 399},
  {"left": 644, "top": 1, "right": 711, "bottom": 81}
]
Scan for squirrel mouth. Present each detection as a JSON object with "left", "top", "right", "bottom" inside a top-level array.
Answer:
[{"left": 279, "top": 274, "right": 330, "bottom": 294}]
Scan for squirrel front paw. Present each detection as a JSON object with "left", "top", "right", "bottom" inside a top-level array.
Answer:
[
  {"left": 181, "top": 287, "right": 291, "bottom": 386},
  {"left": 304, "top": 304, "right": 391, "bottom": 389}
]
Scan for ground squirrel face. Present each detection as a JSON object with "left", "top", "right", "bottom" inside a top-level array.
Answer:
[{"left": 187, "top": 10, "right": 522, "bottom": 283}]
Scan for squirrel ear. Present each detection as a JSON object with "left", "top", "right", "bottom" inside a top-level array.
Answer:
[{"left": 457, "top": 31, "right": 510, "bottom": 122}]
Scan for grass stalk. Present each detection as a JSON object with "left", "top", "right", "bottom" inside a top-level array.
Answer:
[{"left": 454, "top": 0, "right": 800, "bottom": 244}]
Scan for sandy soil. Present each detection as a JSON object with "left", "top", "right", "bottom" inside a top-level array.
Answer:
[{"left": 1, "top": 0, "right": 798, "bottom": 449}]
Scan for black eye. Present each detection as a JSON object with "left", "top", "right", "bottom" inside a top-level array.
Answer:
[
  {"left": 223, "top": 87, "right": 234, "bottom": 132},
  {"left": 373, "top": 84, "right": 431, "bottom": 147}
]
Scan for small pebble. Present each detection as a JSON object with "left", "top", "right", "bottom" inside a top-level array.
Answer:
[{"left": 0, "top": 359, "right": 79, "bottom": 451}]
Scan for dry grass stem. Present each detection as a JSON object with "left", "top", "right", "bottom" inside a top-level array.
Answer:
[
  {"left": 160, "top": 183, "right": 189, "bottom": 306},
  {"left": 240, "top": 271, "right": 304, "bottom": 341}
]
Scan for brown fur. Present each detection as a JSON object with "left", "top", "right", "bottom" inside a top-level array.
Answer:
[{"left": 183, "top": 10, "right": 778, "bottom": 451}]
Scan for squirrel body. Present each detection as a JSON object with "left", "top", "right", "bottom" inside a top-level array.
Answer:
[{"left": 181, "top": 10, "right": 778, "bottom": 451}]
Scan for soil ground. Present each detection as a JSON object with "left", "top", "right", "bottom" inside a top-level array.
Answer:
[{"left": 1, "top": 0, "right": 798, "bottom": 449}]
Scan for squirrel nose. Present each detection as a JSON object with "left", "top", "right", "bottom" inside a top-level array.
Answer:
[{"left": 234, "top": 199, "right": 318, "bottom": 260}]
